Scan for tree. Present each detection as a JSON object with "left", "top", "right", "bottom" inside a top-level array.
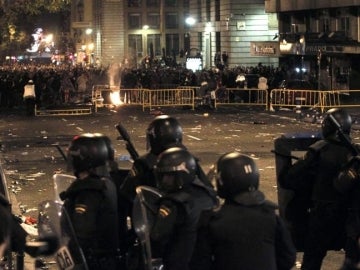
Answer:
[{"left": 0, "top": 0, "right": 71, "bottom": 58}]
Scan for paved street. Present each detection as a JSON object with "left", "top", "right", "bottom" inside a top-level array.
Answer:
[{"left": 1, "top": 105, "right": 359, "bottom": 269}]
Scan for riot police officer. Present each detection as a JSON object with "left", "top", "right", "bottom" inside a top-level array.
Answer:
[
  {"left": 335, "top": 151, "right": 360, "bottom": 269},
  {"left": 120, "top": 115, "right": 212, "bottom": 202},
  {"left": 150, "top": 147, "right": 218, "bottom": 270},
  {"left": 118, "top": 115, "right": 215, "bottom": 269},
  {"left": 61, "top": 133, "right": 120, "bottom": 270},
  {"left": 191, "top": 152, "right": 296, "bottom": 270},
  {"left": 0, "top": 193, "right": 12, "bottom": 257},
  {"left": 280, "top": 108, "right": 354, "bottom": 270},
  {"left": 120, "top": 115, "right": 184, "bottom": 202}
]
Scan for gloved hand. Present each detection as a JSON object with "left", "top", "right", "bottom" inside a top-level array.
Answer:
[{"left": 348, "top": 155, "right": 360, "bottom": 174}]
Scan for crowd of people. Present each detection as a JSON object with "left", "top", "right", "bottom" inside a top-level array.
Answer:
[
  {"left": 1, "top": 107, "right": 360, "bottom": 269},
  {"left": 0, "top": 62, "right": 294, "bottom": 112}
]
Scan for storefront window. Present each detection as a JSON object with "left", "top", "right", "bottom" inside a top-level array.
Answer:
[{"left": 166, "top": 34, "right": 179, "bottom": 56}]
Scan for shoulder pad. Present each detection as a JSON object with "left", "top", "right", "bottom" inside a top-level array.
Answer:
[
  {"left": 309, "top": 140, "right": 328, "bottom": 152},
  {"left": 263, "top": 200, "right": 279, "bottom": 210},
  {"left": 163, "top": 191, "right": 191, "bottom": 203}
]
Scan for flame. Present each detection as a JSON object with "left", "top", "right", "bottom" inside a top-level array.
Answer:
[{"left": 110, "top": 90, "right": 123, "bottom": 106}]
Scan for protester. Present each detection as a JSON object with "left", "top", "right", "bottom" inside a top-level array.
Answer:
[{"left": 23, "top": 79, "right": 36, "bottom": 116}]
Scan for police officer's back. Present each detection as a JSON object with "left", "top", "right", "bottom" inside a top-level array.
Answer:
[
  {"left": 280, "top": 108, "right": 353, "bottom": 270},
  {"left": 191, "top": 152, "right": 296, "bottom": 270},
  {"left": 61, "top": 133, "right": 119, "bottom": 270},
  {"left": 150, "top": 147, "right": 217, "bottom": 270},
  {"left": 335, "top": 141, "right": 360, "bottom": 268}
]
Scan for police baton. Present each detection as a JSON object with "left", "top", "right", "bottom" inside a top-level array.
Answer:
[{"left": 115, "top": 122, "right": 140, "bottom": 160}]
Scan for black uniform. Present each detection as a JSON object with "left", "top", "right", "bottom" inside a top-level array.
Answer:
[
  {"left": 335, "top": 153, "right": 360, "bottom": 268},
  {"left": 61, "top": 175, "right": 119, "bottom": 270},
  {"left": 120, "top": 146, "right": 212, "bottom": 203},
  {"left": 0, "top": 193, "right": 27, "bottom": 256},
  {"left": 191, "top": 190, "right": 296, "bottom": 270},
  {"left": 150, "top": 178, "right": 217, "bottom": 270},
  {"left": 120, "top": 152, "right": 158, "bottom": 202},
  {"left": 281, "top": 138, "right": 352, "bottom": 270}
]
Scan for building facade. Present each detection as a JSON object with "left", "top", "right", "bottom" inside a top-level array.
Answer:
[
  {"left": 188, "top": 0, "right": 279, "bottom": 68},
  {"left": 265, "top": 0, "right": 360, "bottom": 90},
  {"left": 70, "top": 0, "right": 279, "bottom": 69}
]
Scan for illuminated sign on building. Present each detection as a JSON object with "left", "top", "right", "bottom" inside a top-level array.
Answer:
[{"left": 250, "top": 42, "right": 279, "bottom": 56}]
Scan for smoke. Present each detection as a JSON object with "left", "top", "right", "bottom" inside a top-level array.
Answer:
[{"left": 107, "top": 62, "right": 121, "bottom": 87}]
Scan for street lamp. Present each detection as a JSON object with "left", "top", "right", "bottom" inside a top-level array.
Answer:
[
  {"left": 82, "top": 28, "right": 93, "bottom": 65},
  {"left": 185, "top": 17, "right": 196, "bottom": 26}
]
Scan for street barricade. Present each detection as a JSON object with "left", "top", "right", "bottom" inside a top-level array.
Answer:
[
  {"left": 214, "top": 88, "right": 268, "bottom": 110},
  {"left": 142, "top": 88, "right": 195, "bottom": 111},
  {"left": 270, "top": 89, "right": 322, "bottom": 111}
]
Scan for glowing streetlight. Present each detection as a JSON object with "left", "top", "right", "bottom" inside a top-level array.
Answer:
[
  {"left": 185, "top": 17, "right": 196, "bottom": 26},
  {"left": 85, "top": 28, "right": 93, "bottom": 35}
]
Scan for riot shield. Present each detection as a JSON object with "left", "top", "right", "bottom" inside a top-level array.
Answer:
[
  {"left": 38, "top": 200, "right": 89, "bottom": 270},
  {"left": 273, "top": 132, "right": 320, "bottom": 251},
  {"left": 53, "top": 174, "right": 76, "bottom": 204},
  {"left": 132, "top": 185, "right": 163, "bottom": 270}
]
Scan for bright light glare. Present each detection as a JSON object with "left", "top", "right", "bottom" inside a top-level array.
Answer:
[
  {"left": 185, "top": 17, "right": 196, "bottom": 26},
  {"left": 110, "top": 91, "right": 123, "bottom": 106},
  {"left": 45, "top": 34, "right": 53, "bottom": 43}
]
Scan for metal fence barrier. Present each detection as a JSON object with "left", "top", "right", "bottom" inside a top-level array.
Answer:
[
  {"left": 270, "top": 89, "right": 323, "bottom": 111},
  {"left": 269, "top": 89, "right": 360, "bottom": 112},
  {"left": 91, "top": 85, "right": 360, "bottom": 113},
  {"left": 214, "top": 88, "right": 268, "bottom": 110},
  {"left": 142, "top": 88, "right": 195, "bottom": 111}
]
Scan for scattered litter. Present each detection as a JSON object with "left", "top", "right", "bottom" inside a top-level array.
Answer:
[
  {"left": 76, "top": 127, "right": 84, "bottom": 131},
  {"left": 21, "top": 223, "right": 38, "bottom": 236},
  {"left": 25, "top": 208, "right": 38, "bottom": 213},
  {"left": 186, "top": 135, "right": 202, "bottom": 141}
]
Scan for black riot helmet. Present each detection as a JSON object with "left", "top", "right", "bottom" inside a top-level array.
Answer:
[
  {"left": 146, "top": 115, "right": 183, "bottom": 155},
  {"left": 215, "top": 152, "right": 260, "bottom": 199},
  {"left": 155, "top": 147, "right": 196, "bottom": 192},
  {"left": 67, "top": 133, "right": 109, "bottom": 177},
  {"left": 94, "top": 133, "right": 115, "bottom": 161},
  {"left": 321, "top": 108, "right": 352, "bottom": 139}
]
